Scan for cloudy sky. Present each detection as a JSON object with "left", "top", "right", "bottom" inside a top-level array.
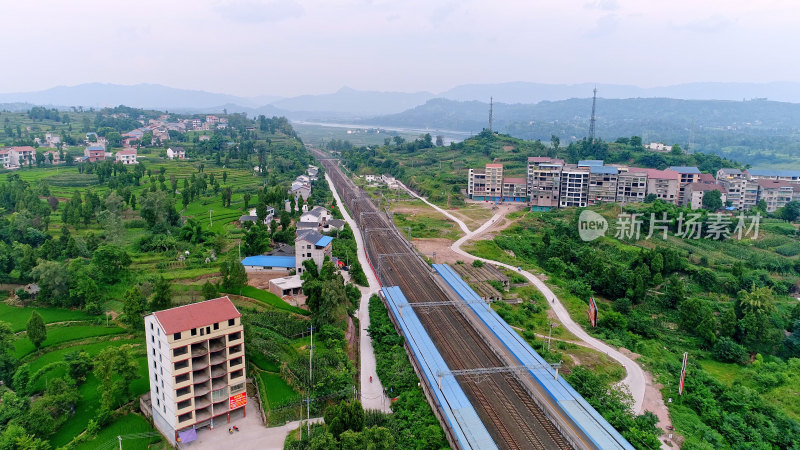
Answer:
[{"left": 2, "top": 0, "right": 796, "bottom": 97}]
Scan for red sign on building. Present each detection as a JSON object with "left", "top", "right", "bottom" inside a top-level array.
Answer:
[{"left": 229, "top": 392, "right": 247, "bottom": 409}]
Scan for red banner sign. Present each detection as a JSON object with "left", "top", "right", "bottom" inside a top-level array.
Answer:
[{"left": 229, "top": 392, "right": 247, "bottom": 409}]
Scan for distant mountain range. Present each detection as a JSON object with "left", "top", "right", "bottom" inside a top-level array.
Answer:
[{"left": 3, "top": 81, "right": 800, "bottom": 119}]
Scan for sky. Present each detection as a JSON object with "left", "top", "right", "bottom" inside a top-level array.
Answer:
[{"left": 1, "top": 0, "right": 797, "bottom": 97}]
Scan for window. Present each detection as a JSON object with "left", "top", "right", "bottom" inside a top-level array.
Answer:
[
  {"left": 174, "top": 360, "right": 189, "bottom": 371},
  {"left": 173, "top": 347, "right": 188, "bottom": 358},
  {"left": 176, "top": 373, "right": 190, "bottom": 384},
  {"left": 213, "top": 323, "right": 219, "bottom": 331},
  {"left": 228, "top": 319, "right": 235, "bottom": 326},
  {"left": 178, "top": 399, "right": 192, "bottom": 410},
  {"left": 230, "top": 357, "right": 243, "bottom": 367},
  {"left": 153, "top": 361, "right": 157, "bottom": 369},
  {"left": 200, "top": 328, "right": 205, "bottom": 336},
  {"left": 230, "top": 382, "right": 245, "bottom": 393},
  {"left": 150, "top": 323, "right": 154, "bottom": 330},
  {"left": 157, "top": 328, "right": 160, "bottom": 336},
  {"left": 152, "top": 348, "right": 155, "bottom": 356},
  {"left": 230, "top": 369, "right": 244, "bottom": 380},
  {"left": 151, "top": 335, "right": 155, "bottom": 343},
  {"left": 228, "top": 331, "right": 241, "bottom": 341},
  {"left": 178, "top": 412, "right": 193, "bottom": 423},
  {"left": 156, "top": 398, "right": 160, "bottom": 407},
  {"left": 155, "top": 386, "right": 159, "bottom": 394},
  {"left": 154, "top": 374, "right": 158, "bottom": 382},
  {"left": 177, "top": 386, "right": 191, "bottom": 397},
  {"left": 159, "top": 354, "right": 162, "bottom": 362},
  {"left": 174, "top": 332, "right": 181, "bottom": 340},
  {"left": 191, "top": 328, "right": 197, "bottom": 336},
  {"left": 206, "top": 326, "right": 211, "bottom": 334}
]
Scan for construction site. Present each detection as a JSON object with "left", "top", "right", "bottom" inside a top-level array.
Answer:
[{"left": 319, "top": 153, "right": 634, "bottom": 450}]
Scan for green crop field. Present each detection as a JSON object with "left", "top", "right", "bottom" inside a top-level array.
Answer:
[
  {"left": 237, "top": 286, "right": 309, "bottom": 315},
  {"left": 0, "top": 303, "right": 90, "bottom": 332},
  {"left": 14, "top": 324, "right": 126, "bottom": 358},
  {"left": 259, "top": 371, "right": 301, "bottom": 410},
  {"left": 74, "top": 413, "right": 163, "bottom": 450}
]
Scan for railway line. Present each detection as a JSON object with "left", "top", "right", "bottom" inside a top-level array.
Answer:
[{"left": 318, "top": 156, "right": 571, "bottom": 450}]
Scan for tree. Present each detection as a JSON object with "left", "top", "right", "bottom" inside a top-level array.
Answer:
[
  {"left": 202, "top": 280, "right": 219, "bottom": 300},
  {"left": 94, "top": 344, "right": 138, "bottom": 411},
  {"left": 150, "top": 276, "right": 172, "bottom": 311},
  {"left": 179, "top": 218, "right": 212, "bottom": 244},
  {"left": 31, "top": 260, "right": 70, "bottom": 305},
  {"left": 122, "top": 286, "right": 147, "bottom": 328},
  {"left": 0, "top": 321, "right": 16, "bottom": 385},
  {"left": 779, "top": 201, "right": 800, "bottom": 222},
  {"left": 91, "top": 244, "right": 132, "bottom": 283},
  {"left": 26, "top": 311, "right": 46, "bottom": 351},
  {"left": 220, "top": 255, "right": 248, "bottom": 294},
  {"left": 64, "top": 350, "right": 93, "bottom": 384},
  {"left": 702, "top": 189, "right": 723, "bottom": 211},
  {"left": 325, "top": 400, "right": 365, "bottom": 438},
  {"left": 662, "top": 274, "right": 685, "bottom": 308},
  {"left": 243, "top": 193, "right": 251, "bottom": 210},
  {"left": 139, "top": 191, "right": 179, "bottom": 230},
  {"left": 362, "top": 426, "right": 396, "bottom": 450}
]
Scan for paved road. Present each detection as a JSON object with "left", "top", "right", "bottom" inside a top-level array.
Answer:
[
  {"left": 397, "top": 181, "right": 646, "bottom": 414},
  {"left": 326, "top": 173, "right": 393, "bottom": 412}
]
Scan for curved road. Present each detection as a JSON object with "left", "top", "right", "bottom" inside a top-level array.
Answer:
[{"left": 397, "top": 181, "right": 646, "bottom": 414}]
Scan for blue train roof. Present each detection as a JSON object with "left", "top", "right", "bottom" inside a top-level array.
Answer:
[
  {"left": 381, "top": 286, "right": 497, "bottom": 450},
  {"left": 240, "top": 255, "right": 296, "bottom": 268},
  {"left": 433, "top": 264, "right": 635, "bottom": 450}
]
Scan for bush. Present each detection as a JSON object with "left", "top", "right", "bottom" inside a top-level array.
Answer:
[{"left": 712, "top": 337, "right": 748, "bottom": 364}]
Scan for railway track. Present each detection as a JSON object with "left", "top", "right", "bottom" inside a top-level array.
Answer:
[{"left": 318, "top": 155, "right": 571, "bottom": 450}]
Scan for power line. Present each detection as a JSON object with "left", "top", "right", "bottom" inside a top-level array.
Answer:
[{"left": 488, "top": 97, "right": 493, "bottom": 132}]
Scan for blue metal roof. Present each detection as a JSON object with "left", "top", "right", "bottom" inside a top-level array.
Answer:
[
  {"left": 315, "top": 236, "right": 334, "bottom": 247},
  {"left": 668, "top": 166, "right": 701, "bottom": 174},
  {"left": 578, "top": 160, "right": 604, "bottom": 167},
  {"left": 432, "top": 264, "right": 635, "bottom": 450},
  {"left": 240, "top": 255, "right": 296, "bottom": 268},
  {"left": 382, "top": 286, "right": 497, "bottom": 450},
  {"left": 590, "top": 166, "right": 619, "bottom": 174},
  {"left": 748, "top": 168, "right": 800, "bottom": 178}
]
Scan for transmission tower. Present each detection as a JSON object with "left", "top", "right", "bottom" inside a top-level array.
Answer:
[
  {"left": 589, "top": 87, "right": 597, "bottom": 144},
  {"left": 488, "top": 96, "right": 493, "bottom": 132}
]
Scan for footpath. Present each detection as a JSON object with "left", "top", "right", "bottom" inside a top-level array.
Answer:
[{"left": 326, "top": 173, "right": 393, "bottom": 412}]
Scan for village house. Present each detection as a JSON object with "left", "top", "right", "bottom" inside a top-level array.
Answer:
[
  {"left": 167, "top": 147, "right": 186, "bottom": 160},
  {"left": 115, "top": 148, "right": 138, "bottom": 165}
]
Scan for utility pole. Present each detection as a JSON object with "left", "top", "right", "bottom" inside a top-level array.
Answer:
[
  {"left": 209, "top": 209, "right": 213, "bottom": 227},
  {"left": 589, "top": 87, "right": 597, "bottom": 144},
  {"left": 488, "top": 97, "right": 494, "bottom": 132},
  {"left": 118, "top": 436, "right": 122, "bottom": 450},
  {"left": 547, "top": 322, "right": 556, "bottom": 352}
]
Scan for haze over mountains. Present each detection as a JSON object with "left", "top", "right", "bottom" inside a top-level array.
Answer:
[{"left": 3, "top": 81, "right": 800, "bottom": 120}]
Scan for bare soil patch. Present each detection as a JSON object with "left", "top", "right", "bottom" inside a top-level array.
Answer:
[{"left": 411, "top": 238, "right": 471, "bottom": 264}]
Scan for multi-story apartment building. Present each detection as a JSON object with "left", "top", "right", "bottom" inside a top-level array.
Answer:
[
  {"left": 467, "top": 163, "right": 504, "bottom": 201},
  {"left": 669, "top": 166, "right": 701, "bottom": 205},
  {"left": 616, "top": 170, "right": 649, "bottom": 204},
  {"left": 587, "top": 166, "right": 619, "bottom": 205},
  {"left": 527, "top": 157, "right": 564, "bottom": 211},
  {"left": 716, "top": 168, "right": 746, "bottom": 209},
  {"left": 639, "top": 168, "right": 680, "bottom": 204},
  {"left": 686, "top": 183, "right": 727, "bottom": 210},
  {"left": 747, "top": 169, "right": 800, "bottom": 184},
  {"left": 501, "top": 177, "right": 527, "bottom": 202},
  {"left": 8, "top": 146, "right": 35, "bottom": 167},
  {"left": 559, "top": 165, "right": 590, "bottom": 208},
  {"left": 742, "top": 180, "right": 760, "bottom": 210},
  {"left": 145, "top": 297, "right": 246, "bottom": 445},
  {"left": 756, "top": 179, "right": 795, "bottom": 212}
]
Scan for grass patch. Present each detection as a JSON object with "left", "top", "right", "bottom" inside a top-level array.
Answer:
[
  {"left": 259, "top": 371, "right": 301, "bottom": 410},
  {"left": 74, "top": 413, "right": 161, "bottom": 450},
  {"left": 0, "top": 303, "right": 89, "bottom": 332},
  {"left": 14, "top": 324, "right": 126, "bottom": 358},
  {"left": 236, "top": 286, "right": 309, "bottom": 315},
  {"left": 697, "top": 359, "right": 743, "bottom": 386}
]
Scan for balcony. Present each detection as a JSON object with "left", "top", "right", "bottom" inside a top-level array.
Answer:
[
  {"left": 228, "top": 344, "right": 243, "bottom": 356},
  {"left": 212, "top": 377, "right": 228, "bottom": 390},
  {"left": 211, "top": 365, "right": 227, "bottom": 379},
  {"left": 193, "top": 382, "right": 211, "bottom": 397},
  {"left": 178, "top": 412, "right": 194, "bottom": 424},
  {"left": 195, "top": 407, "right": 212, "bottom": 423},
  {"left": 194, "top": 395, "right": 211, "bottom": 410},
  {"left": 209, "top": 338, "right": 226, "bottom": 352},
  {"left": 176, "top": 386, "right": 193, "bottom": 400},
  {"left": 210, "top": 351, "right": 226, "bottom": 366},
  {"left": 211, "top": 386, "right": 229, "bottom": 402},
  {"left": 192, "top": 370, "right": 210, "bottom": 384},
  {"left": 191, "top": 343, "right": 209, "bottom": 357},
  {"left": 212, "top": 399, "right": 229, "bottom": 414},
  {"left": 191, "top": 356, "right": 209, "bottom": 370},
  {"left": 173, "top": 346, "right": 189, "bottom": 358}
]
